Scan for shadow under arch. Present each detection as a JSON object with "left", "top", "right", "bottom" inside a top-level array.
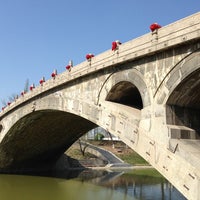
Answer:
[
  {"left": 0, "top": 110, "right": 96, "bottom": 171},
  {"left": 166, "top": 68, "right": 200, "bottom": 138},
  {"left": 0, "top": 124, "right": 2, "bottom": 133},
  {"left": 106, "top": 81, "right": 143, "bottom": 109},
  {"left": 162, "top": 49, "right": 200, "bottom": 138}
]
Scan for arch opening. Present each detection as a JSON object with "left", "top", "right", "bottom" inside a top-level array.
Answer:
[
  {"left": 105, "top": 81, "right": 143, "bottom": 109},
  {"left": 0, "top": 110, "right": 97, "bottom": 171},
  {"left": 166, "top": 69, "right": 200, "bottom": 138}
]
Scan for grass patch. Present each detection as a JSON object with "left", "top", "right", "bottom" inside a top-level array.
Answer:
[
  {"left": 66, "top": 146, "right": 97, "bottom": 160},
  {"left": 121, "top": 169, "right": 166, "bottom": 184},
  {"left": 118, "top": 151, "right": 149, "bottom": 165},
  {"left": 128, "top": 168, "right": 164, "bottom": 178}
]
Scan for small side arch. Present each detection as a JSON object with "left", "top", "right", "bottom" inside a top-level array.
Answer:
[{"left": 97, "top": 69, "right": 151, "bottom": 108}]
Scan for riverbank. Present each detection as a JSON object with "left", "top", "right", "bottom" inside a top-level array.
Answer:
[{"left": 65, "top": 141, "right": 151, "bottom": 169}]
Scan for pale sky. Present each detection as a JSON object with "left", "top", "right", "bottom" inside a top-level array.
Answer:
[{"left": 0, "top": 0, "right": 199, "bottom": 107}]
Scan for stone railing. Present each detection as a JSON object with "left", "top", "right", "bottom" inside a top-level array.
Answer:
[{"left": 1, "top": 12, "right": 199, "bottom": 117}]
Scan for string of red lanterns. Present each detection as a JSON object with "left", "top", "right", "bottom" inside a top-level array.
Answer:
[{"left": 1, "top": 22, "right": 161, "bottom": 112}]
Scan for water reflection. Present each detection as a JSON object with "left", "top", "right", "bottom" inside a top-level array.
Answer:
[
  {"left": 77, "top": 169, "right": 186, "bottom": 200},
  {"left": 0, "top": 173, "right": 133, "bottom": 200},
  {"left": 0, "top": 169, "right": 186, "bottom": 200},
  {"left": 94, "top": 170, "right": 186, "bottom": 200}
]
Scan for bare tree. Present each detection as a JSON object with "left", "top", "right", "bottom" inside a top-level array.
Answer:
[
  {"left": 107, "top": 132, "right": 115, "bottom": 148},
  {"left": 24, "top": 78, "right": 29, "bottom": 93},
  {"left": 8, "top": 93, "right": 17, "bottom": 102},
  {"left": 78, "top": 138, "right": 89, "bottom": 156},
  {"left": 1, "top": 99, "right": 7, "bottom": 107},
  {"left": 1, "top": 79, "right": 29, "bottom": 107}
]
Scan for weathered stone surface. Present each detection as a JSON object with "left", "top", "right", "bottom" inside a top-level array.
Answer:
[{"left": 0, "top": 12, "right": 200, "bottom": 200}]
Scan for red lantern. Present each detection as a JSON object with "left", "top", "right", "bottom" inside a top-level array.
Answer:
[
  {"left": 150, "top": 23, "right": 161, "bottom": 32},
  {"left": 112, "top": 41, "right": 117, "bottom": 51},
  {"left": 40, "top": 77, "right": 45, "bottom": 85},
  {"left": 51, "top": 72, "right": 56, "bottom": 78},
  {"left": 112, "top": 40, "right": 121, "bottom": 51},
  {"left": 66, "top": 65, "right": 71, "bottom": 71},
  {"left": 30, "top": 84, "right": 35, "bottom": 91},
  {"left": 7, "top": 102, "right": 11, "bottom": 106},
  {"left": 51, "top": 69, "right": 57, "bottom": 78},
  {"left": 86, "top": 53, "right": 94, "bottom": 61},
  {"left": 21, "top": 91, "right": 25, "bottom": 96},
  {"left": 66, "top": 60, "right": 73, "bottom": 72},
  {"left": 39, "top": 79, "right": 43, "bottom": 84}
]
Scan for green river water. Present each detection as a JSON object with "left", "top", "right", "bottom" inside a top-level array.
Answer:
[{"left": 0, "top": 169, "right": 186, "bottom": 200}]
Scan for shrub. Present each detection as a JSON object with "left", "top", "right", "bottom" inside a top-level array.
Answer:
[{"left": 94, "top": 133, "right": 104, "bottom": 141}]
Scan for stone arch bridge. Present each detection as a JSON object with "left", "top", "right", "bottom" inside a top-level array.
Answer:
[{"left": 0, "top": 12, "right": 200, "bottom": 199}]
